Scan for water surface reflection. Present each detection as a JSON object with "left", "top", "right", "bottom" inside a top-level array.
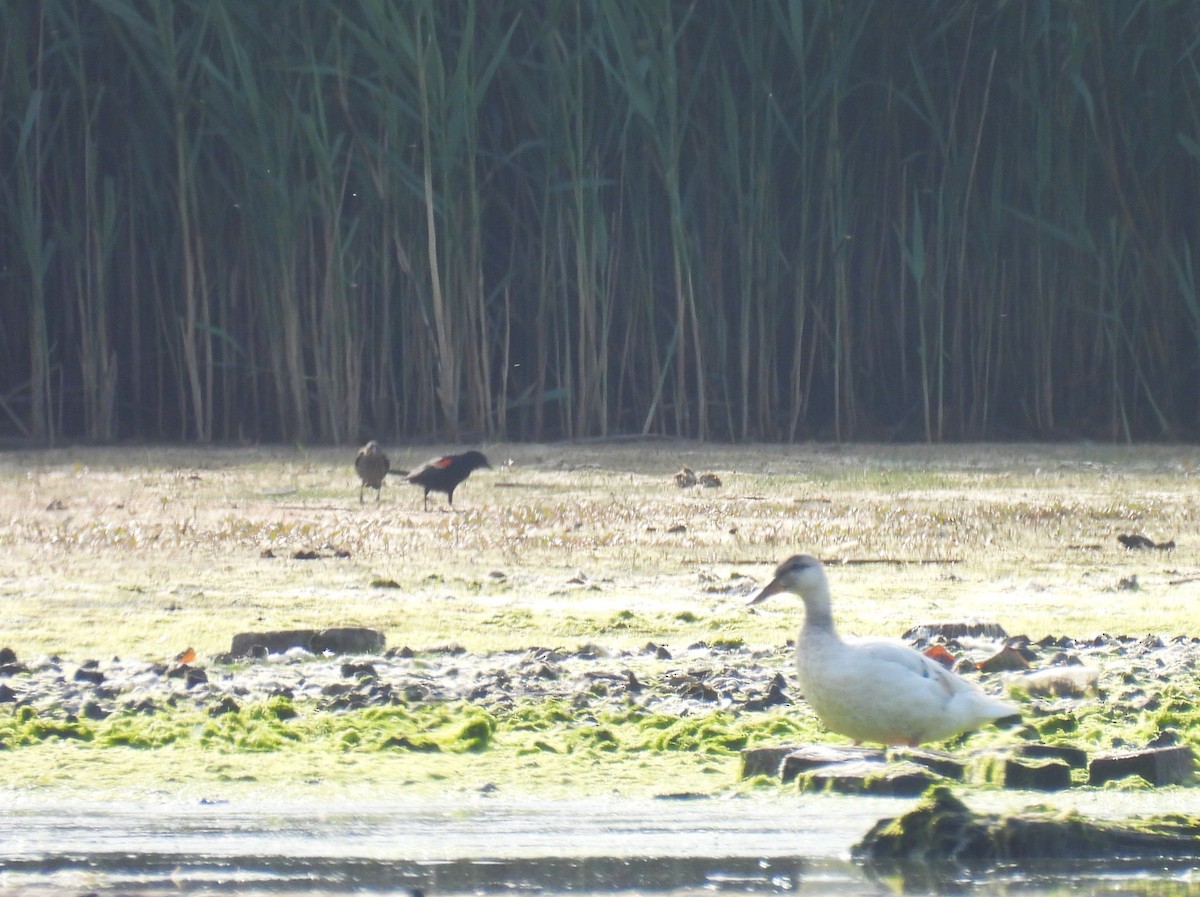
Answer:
[{"left": 1, "top": 796, "right": 1197, "bottom": 896}]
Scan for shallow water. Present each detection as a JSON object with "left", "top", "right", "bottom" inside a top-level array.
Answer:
[{"left": 2, "top": 795, "right": 1199, "bottom": 896}]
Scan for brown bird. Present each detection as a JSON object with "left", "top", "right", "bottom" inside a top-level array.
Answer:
[
  {"left": 402, "top": 450, "right": 491, "bottom": 510},
  {"left": 1118, "top": 533, "right": 1175, "bottom": 551},
  {"left": 674, "top": 466, "right": 697, "bottom": 488},
  {"left": 354, "top": 440, "right": 390, "bottom": 503}
]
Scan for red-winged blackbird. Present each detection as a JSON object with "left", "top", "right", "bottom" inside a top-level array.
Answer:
[
  {"left": 399, "top": 450, "right": 491, "bottom": 510},
  {"left": 354, "top": 440, "right": 390, "bottom": 503}
]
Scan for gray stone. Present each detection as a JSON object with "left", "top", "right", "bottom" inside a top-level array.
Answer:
[
  {"left": 903, "top": 621, "right": 1008, "bottom": 641},
  {"left": 780, "top": 744, "right": 885, "bottom": 782},
  {"left": 311, "top": 627, "right": 386, "bottom": 655},
  {"left": 891, "top": 747, "right": 967, "bottom": 780},
  {"left": 1014, "top": 743, "right": 1088, "bottom": 769},
  {"left": 740, "top": 746, "right": 794, "bottom": 779},
  {"left": 208, "top": 696, "right": 239, "bottom": 716},
  {"left": 73, "top": 667, "right": 104, "bottom": 685},
  {"left": 798, "top": 759, "right": 942, "bottom": 796},
  {"left": 855, "top": 786, "right": 1200, "bottom": 878},
  {"left": 81, "top": 700, "right": 110, "bottom": 721},
  {"left": 998, "top": 757, "right": 1072, "bottom": 791},
  {"left": 229, "top": 630, "right": 319, "bottom": 657},
  {"left": 1089, "top": 746, "right": 1194, "bottom": 786},
  {"left": 340, "top": 662, "right": 378, "bottom": 680},
  {"left": 229, "top": 627, "right": 385, "bottom": 658}
]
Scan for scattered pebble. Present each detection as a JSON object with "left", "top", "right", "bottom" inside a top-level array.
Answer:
[{"left": 0, "top": 631, "right": 1197, "bottom": 736}]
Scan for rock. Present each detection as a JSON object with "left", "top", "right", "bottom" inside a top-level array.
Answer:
[
  {"left": 779, "top": 744, "right": 885, "bottom": 783},
  {"left": 310, "top": 627, "right": 385, "bottom": 655},
  {"left": 1088, "top": 746, "right": 1194, "bottom": 786},
  {"left": 209, "top": 696, "right": 240, "bottom": 716},
  {"left": 341, "top": 662, "right": 378, "bottom": 680},
  {"left": 891, "top": 748, "right": 967, "bottom": 781},
  {"left": 230, "top": 630, "right": 318, "bottom": 657},
  {"left": 903, "top": 621, "right": 1008, "bottom": 641},
  {"left": 80, "top": 700, "right": 110, "bottom": 721},
  {"left": 922, "top": 645, "right": 957, "bottom": 668},
  {"left": 327, "top": 693, "right": 369, "bottom": 711},
  {"left": 798, "top": 759, "right": 944, "bottom": 796},
  {"left": 994, "top": 756, "right": 1073, "bottom": 791},
  {"left": 854, "top": 786, "right": 1200, "bottom": 877},
  {"left": 976, "top": 645, "right": 1030, "bottom": 673},
  {"left": 382, "top": 735, "right": 441, "bottom": 752},
  {"left": 524, "top": 661, "right": 559, "bottom": 681},
  {"left": 1019, "top": 665, "right": 1099, "bottom": 697},
  {"left": 1013, "top": 743, "right": 1089, "bottom": 768},
  {"left": 229, "top": 627, "right": 385, "bottom": 658},
  {"left": 740, "top": 746, "right": 795, "bottom": 779},
  {"left": 403, "top": 683, "right": 431, "bottom": 702},
  {"left": 0, "top": 683, "right": 17, "bottom": 703},
  {"left": 1147, "top": 728, "right": 1181, "bottom": 748},
  {"left": 0, "top": 647, "right": 15, "bottom": 665},
  {"left": 367, "top": 682, "right": 395, "bottom": 705},
  {"left": 740, "top": 743, "right": 884, "bottom": 781},
  {"left": 163, "top": 663, "right": 207, "bottom": 689},
  {"left": 743, "top": 673, "right": 790, "bottom": 711},
  {"left": 644, "top": 642, "right": 672, "bottom": 660},
  {"left": 662, "top": 670, "right": 718, "bottom": 701},
  {"left": 73, "top": 667, "right": 104, "bottom": 685}
]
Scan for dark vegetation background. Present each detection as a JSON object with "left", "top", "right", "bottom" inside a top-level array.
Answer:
[{"left": 2, "top": 1, "right": 1199, "bottom": 445}]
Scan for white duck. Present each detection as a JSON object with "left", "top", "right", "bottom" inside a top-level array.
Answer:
[{"left": 749, "top": 554, "right": 1019, "bottom": 747}]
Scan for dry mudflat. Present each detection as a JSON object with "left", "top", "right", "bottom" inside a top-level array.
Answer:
[{"left": 0, "top": 441, "right": 1198, "bottom": 803}]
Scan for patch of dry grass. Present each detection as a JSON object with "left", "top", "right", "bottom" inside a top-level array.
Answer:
[{"left": 0, "top": 441, "right": 1197, "bottom": 662}]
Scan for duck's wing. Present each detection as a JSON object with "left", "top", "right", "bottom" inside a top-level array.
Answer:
[{"left": 854, "top": 638, "right": 964, "bottom": 698}]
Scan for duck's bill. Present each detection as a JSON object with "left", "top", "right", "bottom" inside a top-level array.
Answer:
[{"left": 748, "top": 577, "right": 785, "bottom": 605}]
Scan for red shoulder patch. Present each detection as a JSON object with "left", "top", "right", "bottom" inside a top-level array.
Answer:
[{"left": 433, "top": 457, "right": 453, "bottom": 468}]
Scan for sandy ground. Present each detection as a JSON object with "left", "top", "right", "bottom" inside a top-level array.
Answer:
[{"left": 0, "top": 440, "right": 1196, "bottom": 663}]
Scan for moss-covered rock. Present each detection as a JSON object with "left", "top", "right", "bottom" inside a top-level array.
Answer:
[
  {"left": 798, "top": 759, "right": 944, "bottom": 796},
  {"left": 854, "top": 785, "right": 1200, "bottom": 875}
]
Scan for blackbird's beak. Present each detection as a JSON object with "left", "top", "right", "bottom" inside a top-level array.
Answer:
[{"left": 748, "top": 576, "right": 786, "bottom": 606}]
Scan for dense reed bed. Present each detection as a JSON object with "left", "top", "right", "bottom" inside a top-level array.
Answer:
[{"left": 2, "top": 2, "right": 1199, "bottom": 444}]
